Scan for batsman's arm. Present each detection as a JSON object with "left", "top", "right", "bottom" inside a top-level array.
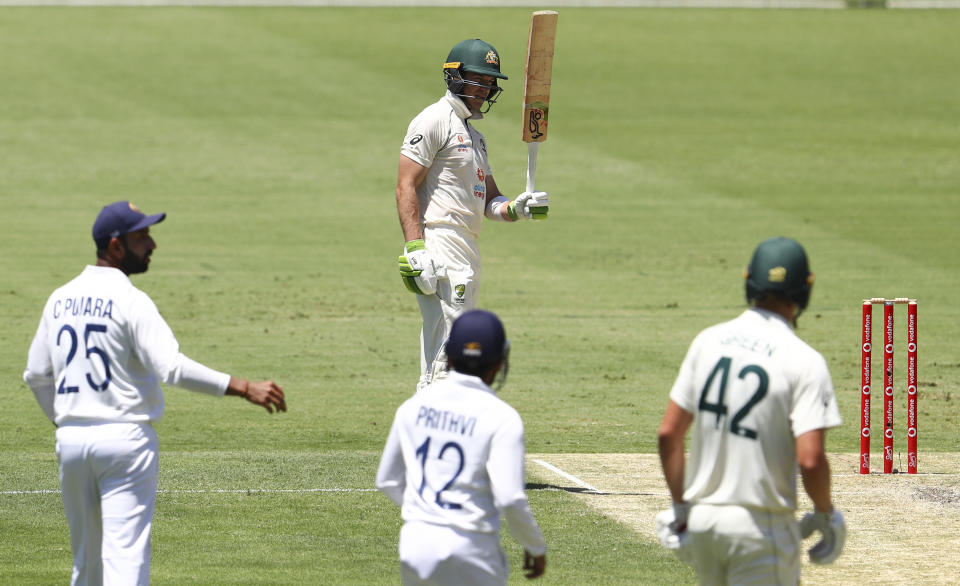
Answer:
[
  {"left": 657, "top": 400, "right": 693, "bottom": 504},
  {"left": 483, "top": 174, "right": 516, "bottom": 221},
  {"left": 396, "top": 155, "right": 429, "bottom": 242},
  {"left": 797, "top": 428, "right": 834, "bottom": 513},
  {"left": 484, "top": 175, "right": 548, "bottom": 222}
]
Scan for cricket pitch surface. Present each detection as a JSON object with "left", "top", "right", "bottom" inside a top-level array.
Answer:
[{"left": 527, "top": 452, "right": 960, "bottom": 585}]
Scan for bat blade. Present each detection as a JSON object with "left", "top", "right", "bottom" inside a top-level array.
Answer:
[
  {"left": 522, "top": 10, "right": 558, "bottom": 145},
  {"left": 522, "top": 10, "right": 557, "bottom": 208}
]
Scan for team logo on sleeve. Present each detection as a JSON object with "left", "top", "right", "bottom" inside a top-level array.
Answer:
[{"left": 455, "top": 284, "right": 466, "bottom": 304}]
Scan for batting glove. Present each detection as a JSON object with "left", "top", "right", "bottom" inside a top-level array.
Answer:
[
  {"left": 655, "top": 502, "right": 692, "bottom": 563},
  {"left": 800, "top": 509, "right": 846, "bottom": 565},
  {"left": 508, "top": 191, "right": 549, "bottom": 221},
  {"left": 398, "top": 239, "right": 440, "bottom": 295}
]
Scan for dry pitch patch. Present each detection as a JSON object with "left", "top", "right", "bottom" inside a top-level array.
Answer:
[{"left": 528, "top": 452, "right": 960, "bottom": 585}]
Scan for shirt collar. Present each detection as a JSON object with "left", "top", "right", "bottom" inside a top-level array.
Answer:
[
  {"left": 444, "top": 90, "right": 482, "bottom": 121},
  {"left": 84, "top": 264, "right": 131, "bottom": 283},
  {"left": 746, "top": 306, "right": 793, "bottom": 329},
  {"left": 447, "top": 369, "right": 496, "bottom": 395}
]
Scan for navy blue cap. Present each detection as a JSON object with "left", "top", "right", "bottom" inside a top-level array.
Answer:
[
  {"left": 92, "top": 201, "right": 165, "bottom": 249},
  {"left": 446, "top": 310, "right": 508, "bottom": 373}
]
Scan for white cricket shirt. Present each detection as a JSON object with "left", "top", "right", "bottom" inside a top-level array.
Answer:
[
  {"left": 400, "top": 91, "right": 493, "bottom": 239},
  {"left": 376, "top": 371, "right": 546, "bottom": 556},
  {"left": 669, "top": 308, "right": 842, "bottom": 513},
  {"left": 24, "top": 265, "right": 229, "bottom": 425}
]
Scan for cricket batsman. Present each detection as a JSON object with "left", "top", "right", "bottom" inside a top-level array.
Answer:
[
  {"left": 656, "top": 237, "right": 846, "bottom": 584},
  {"left": 395, "top": 39, "right": 549, "bottom": 392}
]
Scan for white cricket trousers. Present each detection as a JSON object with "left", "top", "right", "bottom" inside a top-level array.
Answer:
[
  {"left": 398, "top": 521, "right": 508, "bottom": 586},
  {"left": 686, "top": 504, "right": 800, "bottom": 586},
  {"left": 56, "top": 422, "right": 159, "bottom": 586},
  {"left": 417, "top": 226, "right": 481, "bottom": 391}
]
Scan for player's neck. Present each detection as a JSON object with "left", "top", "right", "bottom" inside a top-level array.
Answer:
[{"left": 753, "top": 298, "right": 797, "bottom": 326}]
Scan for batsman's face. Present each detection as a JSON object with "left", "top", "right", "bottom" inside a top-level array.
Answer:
[
  {"left": 119, "top": 228, "right": 156, "bottom": 275},
  {"left": 461, "top": 73, "right": 496, "bottom": 112}
]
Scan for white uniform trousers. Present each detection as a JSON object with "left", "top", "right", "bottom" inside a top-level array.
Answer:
[
  {"left": 399, "top": 521, "right": 508, "bottom": 586},
  {"left": 417, "top": 226, "right": 481, "bottom": 391},
  {"left": 56, "top": 422, "right": 159, "bottom": 586},
  {"left": 686, "top": 504, "right": 800, "bottom": 586}
]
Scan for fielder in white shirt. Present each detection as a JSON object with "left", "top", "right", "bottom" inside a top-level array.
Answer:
[
  {"left": 377, "top": 310, "right": 547, "bottom": 585},
  {"left": 23, "top": 201, "right": 287, "bottom": 586},
  {"left": 395, "top": 39, "right": 550, "bottom": 391},
  {"left": 656, "top": 237, "right": 846, "bottom": 586}
]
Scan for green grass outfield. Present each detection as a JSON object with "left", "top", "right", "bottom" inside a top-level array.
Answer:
[{"left": 1, "top": 7, "right": 958, "bottom": 584}]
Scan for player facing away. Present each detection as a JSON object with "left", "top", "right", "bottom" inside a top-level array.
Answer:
[
  {"left": 376, "top": 310, "right": 547, "bottom": 585},
  {"left": 395, "top": 39, "right": 550, "bottom": 392},
  {"left": 655, "top": 237, "right": 846, "bottom": 585},
  {"left": 23, "top": 201, "right": 287, "bottom": 586}
]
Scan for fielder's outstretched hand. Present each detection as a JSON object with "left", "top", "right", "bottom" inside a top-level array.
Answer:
[
  {"left": 244, "top": 380, "right": 287, "bottom": 414},
  {"left": 523, "top": 551, "right": 546, "bottom": 579}
]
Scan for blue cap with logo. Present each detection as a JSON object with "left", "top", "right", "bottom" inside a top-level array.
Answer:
[
  {"left": 92, "top": 201, "right": 166, "bottom": 249},
  {"left": 445, "top": 309, "right": 508, "bottom": 374}
]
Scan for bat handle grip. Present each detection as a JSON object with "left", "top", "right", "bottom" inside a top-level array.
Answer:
[{"left": 525, "top": 142, "right": 540, "bottom": 193}]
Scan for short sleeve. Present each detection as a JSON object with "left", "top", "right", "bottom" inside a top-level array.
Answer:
[
  {"left": 400, "top": 111, "right": 444, "bottom": 168},
  {"left": 791, "top": 351, "right": 843, "bottom": 437},
  {"left": 668, "top": 333, "right": 705, "bottom": 415}
]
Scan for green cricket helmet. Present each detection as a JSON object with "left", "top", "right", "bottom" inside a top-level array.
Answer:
[
  {"left": 745, "top": 237, "right": 815, "bottom": 310},
  {"left": 443, "top": 39, "right": 507, "bottom": 113}
]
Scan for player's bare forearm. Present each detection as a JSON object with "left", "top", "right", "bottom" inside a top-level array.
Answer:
[
  {"left": 396, "top": 156, "right": 428, "bottom": 241},
  {"left": 226, "top": 376, "right": 287, "bottom": 414},
  {"left": 797, "top": 429, "right": 833, "bottom": 512},
  {"left": 396, "top": 188, "right": 421, "bottom": 241},
  {"left": 658, "top": 401, "right": 693, "bottom": 503},
  {"left": 658, "top": 435, "right": 686, "bottom": 503}
]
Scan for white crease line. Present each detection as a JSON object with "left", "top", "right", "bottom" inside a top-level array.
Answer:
[{"left": 533, "top": 459, "right": 604, "bottom": 493}]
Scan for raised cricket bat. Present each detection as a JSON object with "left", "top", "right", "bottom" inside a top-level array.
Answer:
[{"left": 521, "top": 10, "right": 558, "bottom": 218}]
